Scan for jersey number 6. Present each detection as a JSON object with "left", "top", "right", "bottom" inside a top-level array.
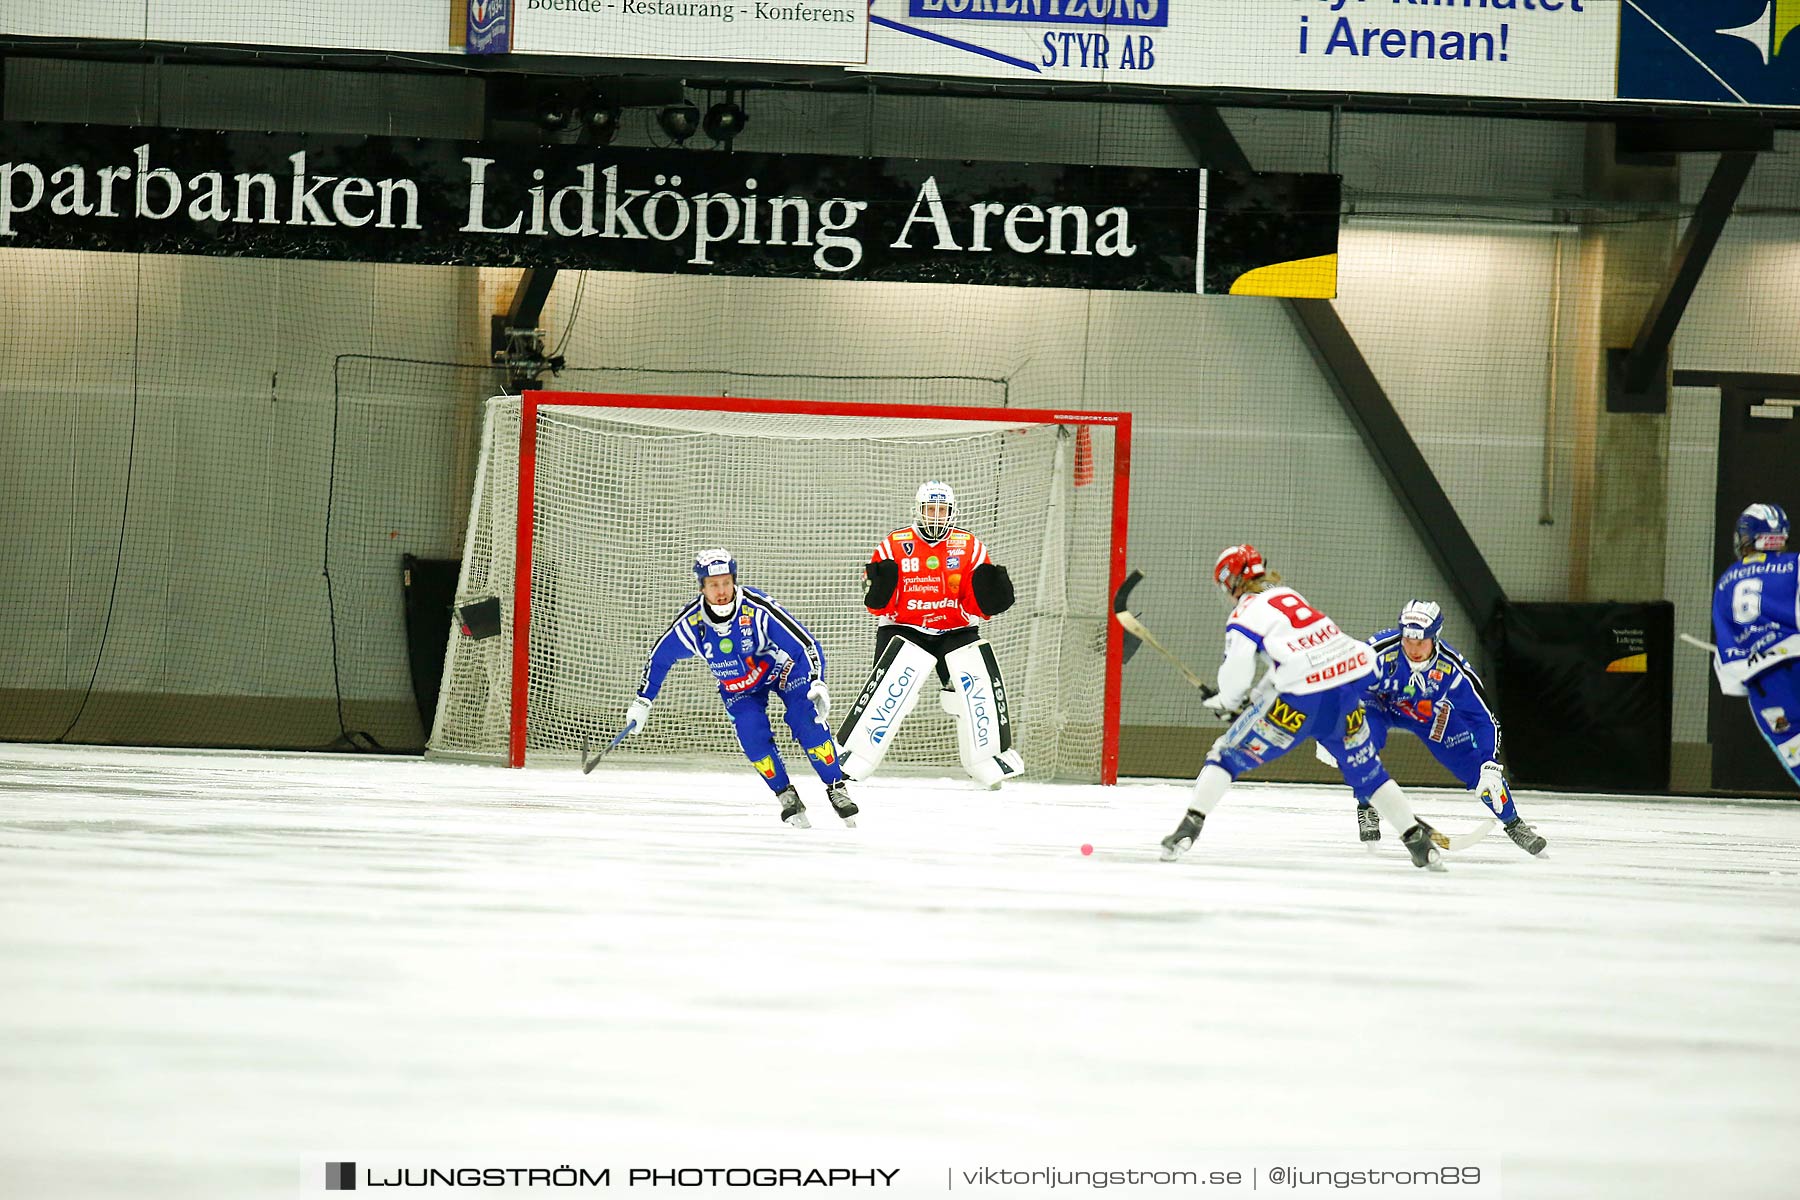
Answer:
[{"left": 1733, "top": 578, "right": 1763, "bottom": 624}]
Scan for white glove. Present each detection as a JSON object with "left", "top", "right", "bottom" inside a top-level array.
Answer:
[
  {"left": 806, "top": 679, "right": 830, "bottom": 720},
  {"left": 1203, "top": 690, "right": 1247, "bottom": 721},
  {"left": 624, "top": 697, "right": 652, "bottom": 736},
  {"left": 1315, "top": 742, "right": 1339, "bottom": 769},
  {"left": 1477, "top": 759, "right": 1506, "bottom": 803}
]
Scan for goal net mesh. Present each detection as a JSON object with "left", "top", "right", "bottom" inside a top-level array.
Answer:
[{"left": 429, "top": 396, "right": 1118, "bottom": 781}]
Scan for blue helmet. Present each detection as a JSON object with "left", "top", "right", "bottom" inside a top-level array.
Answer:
[
  {"left": 1735, "top": 503, "right": 1789, "bottom": 558},
  {"left": 1398, "top": 599, "right": 1444, "bottom": 642},
  {"left": 693, "top": 547, "right": 737, "bottom": 584}
]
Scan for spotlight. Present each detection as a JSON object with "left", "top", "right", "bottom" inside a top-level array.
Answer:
[
  {"left": 657, "top": 101, "right": 701, "bottom": 144},
  {"left": 703, "top": 101, "right": 749, "bottom": 143},
  {"left": 535, "top": 95, "right": 572, "bottom": 133},
  {"left": 578, "top": 92, "right": 621, "bottom": 144}
]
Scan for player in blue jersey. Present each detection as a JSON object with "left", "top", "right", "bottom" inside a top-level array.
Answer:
[
  {"left": 623, "top": 549, "right": 857, "bottom": 828},
  {"left": 1711, "top": 504, "right": 1800, "bottom": 790},
  {"left": 1318, "top": 600, "right": 1547, "bottom": 855}
]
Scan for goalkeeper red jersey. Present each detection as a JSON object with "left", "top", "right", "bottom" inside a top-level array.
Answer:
[{"left": 868, "top": 526, "right": 993, "bottom": 633}]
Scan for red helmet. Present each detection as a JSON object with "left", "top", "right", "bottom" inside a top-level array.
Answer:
[{"left": 1214, "top": 544, "right": 1266, "bottom": 595}]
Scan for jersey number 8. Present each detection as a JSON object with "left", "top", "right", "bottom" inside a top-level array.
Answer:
[{"left": 1269, "top": 592, "right": 1325, "bottom": 629}]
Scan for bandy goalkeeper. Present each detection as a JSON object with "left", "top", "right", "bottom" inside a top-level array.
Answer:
[{"left": 835, "top": 481, "right": 1023, "bottom": 787}]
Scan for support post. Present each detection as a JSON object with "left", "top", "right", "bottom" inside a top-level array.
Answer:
[
  {"left": 1607, "top": 151, "right": 1756, "bottom": 413},
  {"left": 491, "top": 267, "right": 561, "bottom": 391}
]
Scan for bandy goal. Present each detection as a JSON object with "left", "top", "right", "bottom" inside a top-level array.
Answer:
[{"left": 429, "top": 392, "right": 1132, "bottom": 783}]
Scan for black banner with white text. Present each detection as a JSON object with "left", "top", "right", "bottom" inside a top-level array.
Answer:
[{"left": 0, "top": 123, "right": 1338, "bottom": 295}]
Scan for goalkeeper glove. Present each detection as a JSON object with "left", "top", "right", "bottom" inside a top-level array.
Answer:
[
  {"left": 863, "top": 559, "right": 899, "bottom": 609},
  {"left": 970, "top": 563, "right": 1015, "bottom": 616}
]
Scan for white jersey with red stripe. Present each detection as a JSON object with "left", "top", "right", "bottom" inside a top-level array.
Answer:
[{"left": 1221, "top": 585, "right": 1374, "bottom": 700}]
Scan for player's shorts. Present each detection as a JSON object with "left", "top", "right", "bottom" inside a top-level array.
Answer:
[
  {"left": 1746, "top": 660, "right": 1800, "bottom": 787},
  {"left": 874, "top": 623, "right": 981, "bottom": 687},
  {"left": 1363, "top": 706, "right": 1485, "bottom": 789},
  {"left": 1209, "top": 681, "right": 1389, "bottom": 797}
]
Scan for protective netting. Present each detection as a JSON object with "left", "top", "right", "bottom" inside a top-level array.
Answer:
[
  {"left": 2, "top": 51, "right": 1798, "bottom": 791},
  {"left": 430, "top": 398, "right": 1117, "bottom": 781}
]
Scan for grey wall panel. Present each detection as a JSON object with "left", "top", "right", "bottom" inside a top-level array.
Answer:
[{"left": 5, "top": 59, "right": 483, "bottom": 139}]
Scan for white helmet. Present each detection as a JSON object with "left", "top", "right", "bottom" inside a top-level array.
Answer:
[{"left": 916, "top": 481, "right": 955, "bottom": 541}]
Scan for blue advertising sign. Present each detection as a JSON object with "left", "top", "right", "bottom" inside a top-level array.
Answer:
[
  {"left": 467, "top": 0, "right": 512, "bottom": 56},
  {"left": 1619, "top": 0, "right": 1800, "bottom": 105}
]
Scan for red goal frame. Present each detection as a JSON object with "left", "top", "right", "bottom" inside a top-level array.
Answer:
[{"left": 509, "top": 391, "right": 1133, "bottom": 784}]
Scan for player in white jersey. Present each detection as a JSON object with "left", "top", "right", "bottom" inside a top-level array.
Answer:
[{"left": 1159, "top": 544, "right": 1445, "bottom": 870}]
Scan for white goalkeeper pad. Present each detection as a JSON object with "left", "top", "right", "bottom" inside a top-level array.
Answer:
[
  {"left": 836, "top": 635, "right": 938, "bottom": 780},
  {"left": 944, "top": 640, "right": 1024, "bottom": 787}
]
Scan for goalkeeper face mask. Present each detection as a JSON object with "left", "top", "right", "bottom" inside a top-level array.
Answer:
[{"left": 915, "top": 481, "right": 955, "bottom": 541}]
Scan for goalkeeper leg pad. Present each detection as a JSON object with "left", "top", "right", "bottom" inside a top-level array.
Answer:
[
  {"left": 943, "top": 640, "right": 1023, "bottom": 787},
  {"left": 835, "top": 635, "right": 937, "bottom": 780}
]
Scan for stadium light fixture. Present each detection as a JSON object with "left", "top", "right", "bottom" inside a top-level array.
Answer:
[
  {"left": 535, "top": 96, "right": 572, "bottom": 134},
  {"left": 578, "top": 93, "right": 622, "bottom": 145},
  {"left": 657, "top": 101, "right": 701, "bottom": 145},
  {"left": 703, "top": 100, "right": 749, "bottom": 144}
]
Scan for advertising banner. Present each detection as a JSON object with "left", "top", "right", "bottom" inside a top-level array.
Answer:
[
  {"left": 507, "top": 0, "right": 870, "bottom": 65},
  {"left": 10, "top": 2, "right": 1799, "bottom": 107},
  {"left": 867, "top": 0, "right": 1621, "bottom": 101},
  {"left": 1618, "top": 0, "right": 1800, "bottom": 106},
  {"left": 1496, "top": 600, "right": 1673, "bottom": 792},
  {"left": 467, "top": 0, "right": 513, "bottom": 54},
  {"left": 0, "top": 122, "right": 1340, "bottom": 296},
  {"left": 1, "top": 0, "right": 870, "bottom": 66}
]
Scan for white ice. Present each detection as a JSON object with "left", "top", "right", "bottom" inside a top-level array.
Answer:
[{"left": 3, "top": 743, "right": 1799, "bottom": 1200}]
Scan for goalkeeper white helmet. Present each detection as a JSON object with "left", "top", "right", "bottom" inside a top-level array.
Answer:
[{"left": 916, "top": 481, "right": 955, "bottom": 541}]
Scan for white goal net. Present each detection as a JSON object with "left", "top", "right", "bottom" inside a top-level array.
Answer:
[{"left": 429, "top": 395, "right": 1125, "bottom": 781}]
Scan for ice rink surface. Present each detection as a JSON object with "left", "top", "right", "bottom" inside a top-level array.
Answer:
[{"left": 3, "top": 743, "right": 1799, "bottom": 1200}]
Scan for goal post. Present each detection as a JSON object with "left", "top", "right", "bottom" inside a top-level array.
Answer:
[{"left": 430, "top": 391, "right": 1132, "bottom": 783}]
